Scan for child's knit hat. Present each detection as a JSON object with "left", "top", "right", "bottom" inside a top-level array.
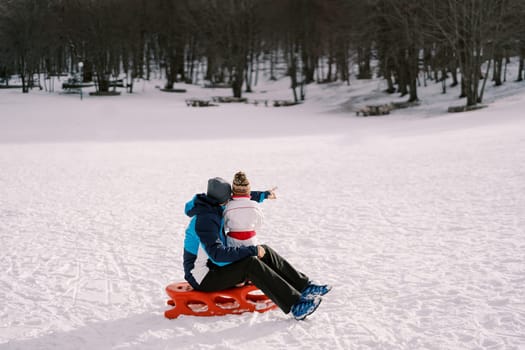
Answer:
[{"left": 232, "top": 171, "right": 250, "bottom": 195}]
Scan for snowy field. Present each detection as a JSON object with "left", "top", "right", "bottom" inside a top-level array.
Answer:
[{"left": 1, "top": 74, "right": 525, "bottom": 350}]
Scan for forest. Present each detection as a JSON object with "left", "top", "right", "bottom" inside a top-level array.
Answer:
[{"left": 0, "top": 0, "right": 524, "bottom": 107}]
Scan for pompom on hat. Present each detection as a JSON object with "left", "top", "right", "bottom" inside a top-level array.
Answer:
[
  {"left": 232, "top": 171, "right": 251, "bottom": 195},
  {"left": 207, "top": 177, "right": 231, "bottom": 203}
]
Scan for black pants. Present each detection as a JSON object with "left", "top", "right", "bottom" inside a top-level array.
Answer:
[{"left": 198, "top": 245, "right": 310, "bottom": 314}]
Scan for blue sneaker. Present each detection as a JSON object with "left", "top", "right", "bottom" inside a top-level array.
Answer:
[
  {"left": 301, "top": 283, "right": 332, "bottom": 299},
  {"left": 291, "top": 296, "right": 322, "bottom": 320}
]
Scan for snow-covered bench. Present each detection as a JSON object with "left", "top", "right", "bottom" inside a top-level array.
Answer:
[
  {"left": 356, "top": 103, "right": 393, "bottom": 116},
  {"left": 185, "top": 99, "right": 217, "bottom": 107}
]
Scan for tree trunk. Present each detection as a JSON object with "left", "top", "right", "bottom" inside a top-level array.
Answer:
[
  {"left": 357, "top": 46, "right": 371, "bottom": 79},
  {"left": 231, "top": 62, "right": 244, "bottom": 98},
  {"left": 269, "top": 50, "right": 277, "bottom": 81},
  {"left": 244, "top": 63, "right": 252, "bottom": 93},
  {"left": 301, "top": 51, "right": 316, "bottom": 84},
  {"left": 19, "top": 56, "right": 29, "bottom": 93},
  {"left": 205, "top": 55, "right": 214, "bottom": 82},
  {"left": 441, "top": 69, "right": 447, "bottom": 94},
  {"left": 175, "top": 44, "right": 185, "bottom": 83},
  {"left": 407, "top": 46, "right": 419, "bottom": 102},
  {"left": 164, "top": 51, "right": 178, "bottom": 89},
  {"left": 244, "top": 51, "right": 254, "bottom": 93},
  {"left": 385, "top": 72, "right": 395, "bottom": 93},
  {"left": 518, "top": 51, "right": 524, "bottom": 82},
  {"left": 450, "top": 63, "right": 459, "bottom": 87},
  {"left": 97, "top": 75, "right": 110, "bottom": 93},
  {"left": 408, "top": 76, "right": 418, "bottom": 102},
  {"left": 288, "top": 47, "right": 299, "bottom": 102},
  {"left": 397, "top": 53, "right": 409, "bottom": 96},
  {"left": 186, "top": 37, "right": 195, "bottom": 84},
  {"left": 83, "top": 60, "right": 93, "bottom": 82},
  {"left": 493, "top": 49, "right": 503, "bottom": 86},
  {"left": 337, "top": 44, "right": 349, "bottom": 84},
  {"left": 232, "top": 79, "right": 243, "bottom": 98},
  {"left": 478, "top": 57, "right": 492, "bottom": 103},
  {"left": 326, "top": 55, "right": 333, "bottom": 82},
  {"left": 21, "top": 75, "right": 29, "bottom": 93}
]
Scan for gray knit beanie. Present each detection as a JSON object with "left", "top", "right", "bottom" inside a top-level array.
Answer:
[{"left": 207, "top": 177, "right": 231, "bottom": 203}]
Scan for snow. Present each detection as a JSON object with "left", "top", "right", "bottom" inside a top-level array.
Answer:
[{"left": 1, "top": 70, "right": 525, "bottom": 349}]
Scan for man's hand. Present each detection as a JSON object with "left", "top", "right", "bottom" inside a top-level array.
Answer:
[{"left": 257, "top": 245, "right": 266, "bottom": 258}]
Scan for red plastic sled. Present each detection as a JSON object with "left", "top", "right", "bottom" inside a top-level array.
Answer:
[{"left": 164, "top": 282, "right": 277, "bottom": 319}]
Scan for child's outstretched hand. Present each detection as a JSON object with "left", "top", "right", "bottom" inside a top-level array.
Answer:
[{"left": 267, "top": 186, "right": 278, "bottom": 199}]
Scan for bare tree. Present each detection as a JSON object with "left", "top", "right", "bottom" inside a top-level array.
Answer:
[
  {"left": 422, "top": 0, "right": 510, "bottom": 106},
  {"left": 0, "top": 0, "right": 51, "bottom": 92}
]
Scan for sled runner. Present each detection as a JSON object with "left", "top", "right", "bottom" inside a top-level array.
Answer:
[{"left": 164, "top": 282, "right": 277, "bottom": 319}]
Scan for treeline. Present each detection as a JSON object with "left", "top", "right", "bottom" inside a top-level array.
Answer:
[{"left": 0, "top": 0, "right": 524, "bottom": 106}]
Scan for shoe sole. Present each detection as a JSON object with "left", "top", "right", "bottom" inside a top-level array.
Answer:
[
  {"left": 321, "top": 285, "right": 333, "bottom": 296},
  {"left": 303, "top": 285, "right": 332, "bottom": 299},
  {"left": 294, "top": 297, "right": 322, "bottom": 321}
]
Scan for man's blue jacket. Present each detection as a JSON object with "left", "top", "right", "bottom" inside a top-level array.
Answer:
[{"left": 183, "top": 191, "right": 268, "bottom": 289}]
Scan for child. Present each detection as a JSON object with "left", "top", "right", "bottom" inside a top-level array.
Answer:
[{"left": 224, "top": 171, "right": 276, "bottom": 247}]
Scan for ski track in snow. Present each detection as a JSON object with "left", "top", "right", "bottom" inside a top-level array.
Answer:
[{"left": 1, "top": 82, "right": 525, "bottom": 349}]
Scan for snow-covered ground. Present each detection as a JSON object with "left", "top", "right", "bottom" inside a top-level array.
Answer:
[{"left": 1, "top": 71, "right": 525, "bottom": 349}]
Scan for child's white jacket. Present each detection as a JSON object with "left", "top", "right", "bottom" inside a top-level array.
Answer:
[{"left": 224, "top": 196, "right": 264, "bottom": 247}]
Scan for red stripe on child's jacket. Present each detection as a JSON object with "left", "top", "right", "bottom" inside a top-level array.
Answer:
[{"left": 227, "top": 231, "right": 256, "bottom": 240}]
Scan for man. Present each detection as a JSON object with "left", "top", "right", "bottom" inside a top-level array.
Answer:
[{"left": 182, "top": 177, "right": 331, "bottom": 320}]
